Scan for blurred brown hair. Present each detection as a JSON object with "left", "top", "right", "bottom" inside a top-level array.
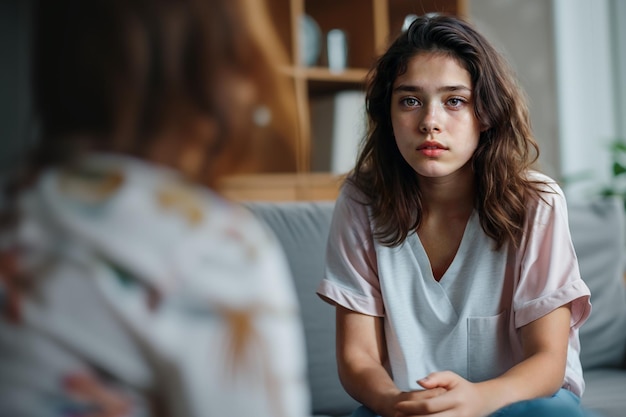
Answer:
[{"left": 31, "top": 0, "right": 297, "bottom": 185}]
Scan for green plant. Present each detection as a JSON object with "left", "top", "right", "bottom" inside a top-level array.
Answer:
[{"left": 600, "top": 140, "right": 626, "bottom": 210}]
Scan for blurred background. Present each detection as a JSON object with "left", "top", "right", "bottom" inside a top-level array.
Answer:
[{"left": 1, "top": 0, "right": 625, "bottom": 201}]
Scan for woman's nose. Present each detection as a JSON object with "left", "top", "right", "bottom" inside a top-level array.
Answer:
[{"left": 419, "top": 104, "right": 441, "bottom": 133}]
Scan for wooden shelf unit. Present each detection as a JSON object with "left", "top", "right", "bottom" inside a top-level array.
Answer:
[{"left": 220, "top": 0, "right": 465, "bottom": 201}]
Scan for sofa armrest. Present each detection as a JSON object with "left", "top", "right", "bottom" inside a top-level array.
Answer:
[{"left": 569, "top": 197, "right": 626, "bottom": 370}]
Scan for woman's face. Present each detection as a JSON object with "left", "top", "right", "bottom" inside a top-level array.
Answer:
[{"left": 390, "top": 51, "right": 482, "bottom": 181}]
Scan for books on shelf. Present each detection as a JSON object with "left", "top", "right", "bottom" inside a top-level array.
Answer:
[{"left": 310, "top": 90, "right": 366, "bottom": 174}]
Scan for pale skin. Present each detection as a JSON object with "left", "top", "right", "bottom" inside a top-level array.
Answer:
[{"left": 336, "top": 52, "right": 573, "bottom": 417}]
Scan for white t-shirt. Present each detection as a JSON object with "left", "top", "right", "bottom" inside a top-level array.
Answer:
[
  {"left": 317, "top": 173, "right": 591, "bottom": 396},
  {"left": 0, "top": 154, "right": 309, "bottom": 417}
]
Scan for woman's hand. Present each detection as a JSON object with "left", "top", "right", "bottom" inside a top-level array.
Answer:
[
  {"left": 62, "top": 372, "right": 133, "bottom": 417},
  {"left": 394, "top": 371, "right": 488, "bottom": 417}
]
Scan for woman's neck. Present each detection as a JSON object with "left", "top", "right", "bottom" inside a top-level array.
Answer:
[{"left": 417, "top": 166, "right": 475, "bottom": 218}]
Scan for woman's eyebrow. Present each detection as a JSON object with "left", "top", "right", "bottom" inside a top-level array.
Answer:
[{"left": 392, "top": 84, "right": 472, "bottom": 94}]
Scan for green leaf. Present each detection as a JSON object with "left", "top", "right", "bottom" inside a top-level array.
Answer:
[
  {"left": 613, "top": 162, "right": 626, "bottom": 176},
  {"left": 611, "top": 141, "right": 626, "bottom": 153},
  {"left": 600, "top": 188, "right": 616, "bottom": 197}
]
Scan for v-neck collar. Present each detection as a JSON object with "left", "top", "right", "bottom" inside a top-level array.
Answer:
[{"left": 408, "top": 210, "right": 478, "bottom": 287}]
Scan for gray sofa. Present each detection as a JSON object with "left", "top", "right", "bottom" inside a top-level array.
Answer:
[{"left": 247, "top": 197, "right": 626, "bottom": 417}]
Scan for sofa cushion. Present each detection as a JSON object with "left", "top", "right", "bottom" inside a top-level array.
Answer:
[
  {"left": 568, "top": 197, "right": 626, "bottom": 370},
  {"left": 246, "top": 202, "right": 358, "bottom": 417},
  {"left": 580, "top": 368, "right": 626, "bottom": 417}
]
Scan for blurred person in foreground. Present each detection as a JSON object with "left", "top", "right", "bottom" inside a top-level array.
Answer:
[{"left": 0, "top": 0, "right": 309, "bottom": 416}]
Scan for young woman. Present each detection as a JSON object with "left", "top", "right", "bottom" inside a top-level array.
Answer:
[
  {"left": 317, "top": 14, "right": 591, "bottom": 417},
  {"left": 0, "top": 0, "right": 308, "bottom": 416}
]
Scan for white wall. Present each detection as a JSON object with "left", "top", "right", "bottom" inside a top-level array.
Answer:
[
  {"left": 468, "top": 0, "right": 624, "bottom": 201},
  {"left": 553, "top": 0, "right": 617, "bottom": 200},
  {"left": 613, "top": 0, "right": 626, "bottom": 140},
  {"left": 467, "top": 0, "right": 561, "bottom": 180}
]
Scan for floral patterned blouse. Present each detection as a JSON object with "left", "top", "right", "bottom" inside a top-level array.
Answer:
[{"left": 0, "top": 154, "right": 309, "bottom": 417}]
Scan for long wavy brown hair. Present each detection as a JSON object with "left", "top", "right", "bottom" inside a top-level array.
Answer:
[{"left": 351, "top": 14, "right": 544, "bottom": 250}]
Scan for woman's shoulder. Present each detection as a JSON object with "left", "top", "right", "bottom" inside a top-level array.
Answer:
[
  {"left": 335, "top": 178, "right": 372, "bottom": 222},
  {"left": 526, "top": 170, "right": 566, "bottom": 203},
  {"left": 338, "top": 177, "right": 376, "bottom": 209},
  {"left": 523, "top": 170, "right": 570, "bottom": 223},
  {"left": 30, "top": 154, "right": 286, "bottom": 295},
  {"left": 526, "top": 170, "right": 561, "bottom": 190},
  {"left": 39, "top": 153, "right": 264, "bottom": 234}
]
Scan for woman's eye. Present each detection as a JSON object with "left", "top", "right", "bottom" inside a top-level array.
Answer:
[
  {"left": 447, "top": 97, "right": 466, "bottom": 108},
  {"left": 402, "top": 97, "right": 420, "bottom": 107}
]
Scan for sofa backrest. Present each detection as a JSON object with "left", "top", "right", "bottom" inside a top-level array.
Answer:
[
  {"left": 246, "top": 201, "right": 358, "bottom": 417},
  {"left": 247, "top": 197, "right": 626, "bottom": 416}
]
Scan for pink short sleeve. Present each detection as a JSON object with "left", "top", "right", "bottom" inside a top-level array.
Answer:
[
  {"left": 316, "top": 184, "right": 384, "bottom": 317},
  {"left": 514, "top": 182, "right": 591, "bottom": 329}
]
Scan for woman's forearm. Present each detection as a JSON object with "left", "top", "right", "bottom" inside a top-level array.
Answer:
[
  {"left": 477, "top": 350, "right": 566, "bottom": 412},
  {"left": 477, "top": 306, "right": 572, "bottom": 412},
  {"left": 336, "top": 305, "right": 401, "bottom": 417},
  {"left": 338, "top": 359, "right": 401, "bottom": 417}
]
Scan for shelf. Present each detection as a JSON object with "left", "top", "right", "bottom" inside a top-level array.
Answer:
[
  {"left": 226, "top": 0, "right": 466, "bottom": 201},
  {"left": 218, "top": 172, "right": 344, "bottom": 201},
  {"left": 304, "top": 67, "right": 368, "bottom": 95},
  {"left": 305, "top": 0, "right": 377, "bottom": 69},
  {"left": 282, "top": 66, "right": 368, "bottom": 82},
  {"left": 302, "top": 67, "right": 368, "bottom": 82}
]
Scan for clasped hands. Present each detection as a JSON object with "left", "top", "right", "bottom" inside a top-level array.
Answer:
[{"left": 391, "top": 371, "right": 490, "bottom": 417}]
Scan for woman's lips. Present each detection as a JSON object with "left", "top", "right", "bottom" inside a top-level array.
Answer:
[{"left": 417, "top": 142, "right": 446, "bottom": 157}]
